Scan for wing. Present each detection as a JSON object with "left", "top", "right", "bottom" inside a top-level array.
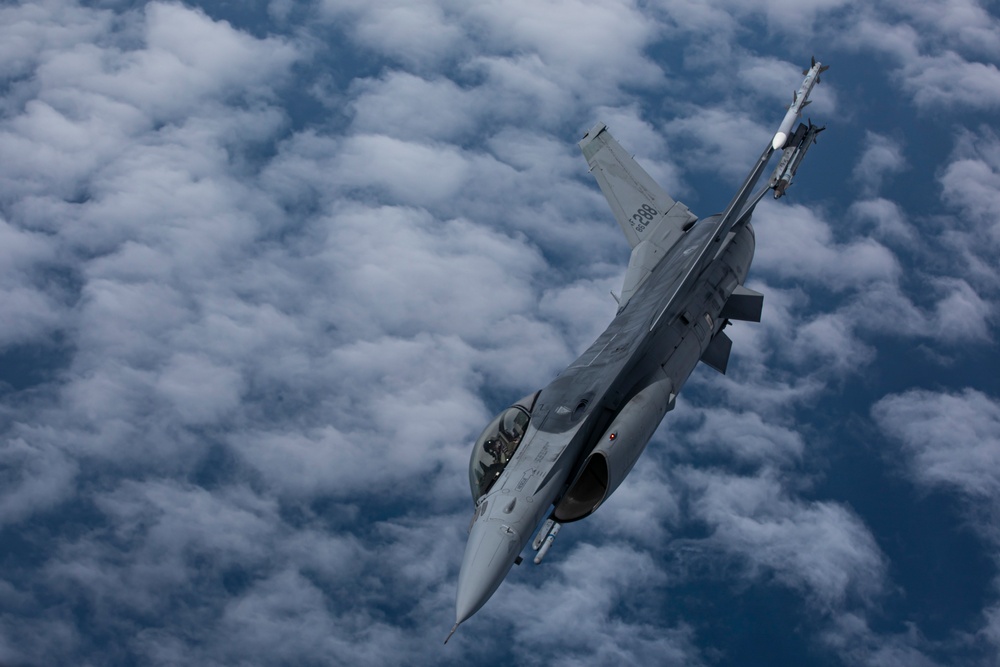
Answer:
[{"left": 579, "top": 123, "right": 697, "bottom": 249}]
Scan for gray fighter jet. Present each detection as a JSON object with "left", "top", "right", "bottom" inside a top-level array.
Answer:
[{"left": 447, "top": 60, "right": 828, "bottom": 642}]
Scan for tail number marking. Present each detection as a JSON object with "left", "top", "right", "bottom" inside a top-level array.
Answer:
[{"left": 630, "top": 204, "right": 658, "bottom": 233}]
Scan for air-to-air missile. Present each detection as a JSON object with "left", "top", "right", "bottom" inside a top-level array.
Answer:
[
  {"left": 771, "top": 57, "right": 829, "bottom": 150},
  {"left": 769, "top": 120, "right": 825, "bottom": 199}
]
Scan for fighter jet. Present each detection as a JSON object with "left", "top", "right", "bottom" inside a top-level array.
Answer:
[{"left": 447, "top": 59, "right": 829, "bottom": 643}]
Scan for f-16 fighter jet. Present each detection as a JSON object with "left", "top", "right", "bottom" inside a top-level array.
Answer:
[{"left": 447, "top": 59, "right": 829, "bottom": 643}]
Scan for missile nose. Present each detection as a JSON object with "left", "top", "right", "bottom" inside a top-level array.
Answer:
[
  {"left": 772, "top": 132, "right": 788, "bottom": 150},
  {"left": 455, "top": 519, "right": 520, "bottom": 625}
]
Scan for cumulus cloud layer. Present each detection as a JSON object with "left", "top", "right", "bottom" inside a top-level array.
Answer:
[
  {"left": 0, "top": 0, "right": 998, "bottom": 666},
  {"left": 875, "top": 388, "right": 1000, "bottom": 655}
]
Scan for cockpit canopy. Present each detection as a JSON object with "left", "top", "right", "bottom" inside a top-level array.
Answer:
[{"left": 469, "top": 405, "right": 531, "bottom": 502}]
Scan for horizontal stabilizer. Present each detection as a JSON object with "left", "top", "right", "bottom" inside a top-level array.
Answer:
[
  {"left": 720, "top": 285, "right": 763, "bottom": 322},
  {"left": 700, "top": 330, "right": 732, "bottom": 375}
]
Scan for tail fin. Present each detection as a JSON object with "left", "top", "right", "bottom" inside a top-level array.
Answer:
[{"left": 579, "top": 123, "right": 696, "bottom": 249}]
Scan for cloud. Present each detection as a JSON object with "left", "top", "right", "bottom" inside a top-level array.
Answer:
[
  {"left": 319, "top": 0, "right": 664, "bottom": 104},
  {"left": 882, "top": 0, "right": 1000, "bottom": 58},
  {"left": 488, "top": 543, "right": 706, "bottom": 666},
  {"left": 653, "top": 0, "right": 852, "bottom": 38},
  {"left": 0, "top": 217, "right": 65, "bottom": 348},
  {"left": 347, "top": 72, "right": 481, "bottom": 142},
  {"left": 874, "top": 388, "right": 1000, "bottom": 654},
  {"left": 585, "top": 455, "right": 682, "bottom": 548},
  {"left": 847, "top": 198, "right": 917, "bottom": 244},
  {"left": 664, "top": 107, "right": 772, "bottom": 182},
  {"left": 853, "top": 132, "right": 907, "bottom": 196},
  {"left": 0, "top": 436, "right": 77, "bottom": 527},
  {"left": 318, "top": 0, "right": 466, "bottom": 69},
  {"left": 941, "top": 127, "right": 1000, "bottom": 250},
  {"left": 680, "top": 467, "right": 887, "bottom": 610},
  {"left": 2, "top": 3, "right": 657, "bottom": 661},
  {"left": 874, "top": 388, "right": 1000, "bottom": 503},
  {"left": 903, "top": 52, "right": 1000, "bottom": 110},
  {"left": 468, "top": 0, "right": 661, "bottom": 76},
  {"left": 2, "top": 0, "right": 999, "bottom": 665},
  {"left": 832, "top": 4, "right": 1000, "bottom": 112},
  {"left": 0, "top": 0, "right": 298, "bottom": 503},
  {"left": 591, "top": 105, "right": 690, "bottom": 198},
  {"left": 820, "top": 613, "right": 944, "bottom": 667},
  {"left": 675, "top": 407, "right": 805, "bottom": 466},
  {"left": 753, "top": 202, "right": 901, "bottom": 291},
  {"left": 746, "top": 196, "right": 992, "bottom": 376},
  {"left": 0, "top": 0, "right": 113, "bottom": 82}
]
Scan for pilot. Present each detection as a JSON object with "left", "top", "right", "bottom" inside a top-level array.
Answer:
[{"left": 484, "top": 438, "right": 505, "bottom": 463}]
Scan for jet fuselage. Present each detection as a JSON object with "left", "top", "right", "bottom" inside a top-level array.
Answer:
[
  {"left": 455, "top": 216, "right": 756, "bottom": 624},
  {"left": 451, "top": 58, "right": 827, "bottom": 639}
]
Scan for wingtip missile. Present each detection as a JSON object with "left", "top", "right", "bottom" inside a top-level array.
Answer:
[{"left": 772, "top": 58, "right": 827, "bottom": 149}]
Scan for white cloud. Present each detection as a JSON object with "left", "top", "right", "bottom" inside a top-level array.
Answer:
[
  {"left": 874, "top": 388, "right": 1000, "bottom": 502},
  {"left": 486, "top": 542, "right": 705, "bottom": 666},
  {"left": 211, "top": 569, "right": 408, "bottom": 666},
  {"left": 319, "top": 0, "right": 465, "bottom": 69},
  {"left": 927, "top": 278, "right": 992, "bottom": 341},
  {"left": 821, "top": 613, "right": 944, "bottom": 667},
  {"left": 681, "top": 467, "right": 887, "bottom": 610},
  {"left": 347, "top": 72, "right": 481, "bottom": 142},
  {"left": 844, "top": 277, "right": 992, "bottom": 343},
  {"left": 874, "top": 388, "right": 1000, "bottom": 653},
  {"left": 853, "top": 132, "right": 907, "bottom": 196},
  {"left": 754, "top": 202, "right": 901, "bottom": 291},
  {"left": 586, "top": 456, "right": 682, "bottom": 548},
  {"left": 941, "top": 127, "right": 1000, "bottom": 250},
  {"left": 591, "top": 105, "right": 690, "bottom": 198},
  {"left": 332, "top": 135, "right": 481, "bottom": 206},
  {"left": 744, "top": 193, "right": 992, "bottom": 379},
  {"left": 676, "top": 407, "right": 805, "bottom": 466},
  {"left": 319, "top": 0, "right": 664, "bottom": 105},
  {"left": 983, "top": 603, "right": 1000, "bottom": 652},
  {"left": 156, "top": 352, "right": 244, "bottom": 425},
  {"left": 467, "top": 0, "right": 661, "bottom": 77},
  {"left": 0, "top": 0, "right": 113, "bottom": 82},
  {"left": 832, "top": 4, "right": 1000, "bottom": 113},
  {"left": 664, "top": 107, "right": 770, "bottom": 181},
  {"left": 0, "top": 217, "right": 65, "bottom": 347},
  {"left": 652, "top": 0, "right": 852, "bottom": 37},
  {"left": 0, "top": 437, "right": 77, "bottom": 527},
  {"left": 1, "top": 0, "right": 998, "bottom": 665},
  {"left": 848, "top": 198, "right": 916, "bottom": 245},
  {"left": 882, "top": 0, "right": 1000, "bottom": 58},
  {"left": 903, "top": 52, "right": 1000, "bottom": 110}
]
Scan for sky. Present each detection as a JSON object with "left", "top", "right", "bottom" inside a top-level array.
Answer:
[{"left": 0, "top": 0, "right": 999, "bottom": 665}]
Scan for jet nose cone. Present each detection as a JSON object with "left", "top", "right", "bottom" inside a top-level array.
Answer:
[{"left": 455, "top": 520, "right": 520, "bottom": 624}]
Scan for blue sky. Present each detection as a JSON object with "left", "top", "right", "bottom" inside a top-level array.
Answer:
[{"left": 1, "top": 1, "right": 999, "bottom": 665}]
